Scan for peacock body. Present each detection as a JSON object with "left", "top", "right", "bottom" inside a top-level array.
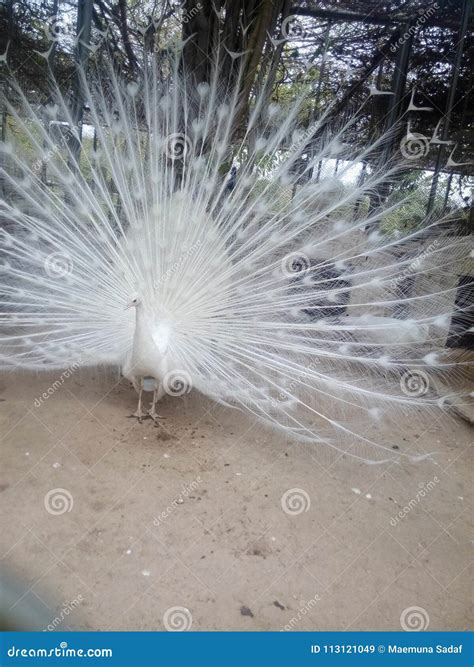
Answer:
[{"left": 0, "top": 51, "right": 471, "bottom": 463}]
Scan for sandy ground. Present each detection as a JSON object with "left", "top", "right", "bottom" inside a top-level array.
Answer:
[{"left": 0, "top": 370, "right": 472, "bottom": 632}]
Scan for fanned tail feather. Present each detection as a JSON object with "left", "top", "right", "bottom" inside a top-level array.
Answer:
[{"left": 1, "top": 50, "right": 472, "bottom": 463}]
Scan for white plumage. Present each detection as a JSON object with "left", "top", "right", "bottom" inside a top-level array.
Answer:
[
  {"left": 0, "top": 52, "right": 471, "bottom": 462},
  {"left": 122, "top": 297, "right": 171, "bottom": 422}
]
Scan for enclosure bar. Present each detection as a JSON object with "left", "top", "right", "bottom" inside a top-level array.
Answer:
[
  {"left": 70, "top": 0, "right": 93, "bottom": 159},
  {"left": 426, "top": 0, "right": 472, "bottom": 216}
]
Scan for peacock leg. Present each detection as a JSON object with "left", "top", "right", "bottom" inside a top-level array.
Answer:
[
  {"left": 129, "top": 380, "right": 144, "bottom": 422},
  {"left": 148, "top": 387, "right": 165, "bottom": 424}
]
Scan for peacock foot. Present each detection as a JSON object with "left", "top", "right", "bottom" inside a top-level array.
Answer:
[
  {"left": 128, "top": 410, "right": 144, "bottom": 423},
  {"left": 148, "top": 410, "right": 165, "bottom": 425}
]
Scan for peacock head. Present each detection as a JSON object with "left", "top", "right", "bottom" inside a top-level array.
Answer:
[{"left": 125, "top": 296, "right": 141, "bottom": 310}]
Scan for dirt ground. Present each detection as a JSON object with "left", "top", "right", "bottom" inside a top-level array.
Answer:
[{"left": 0, "top": 370, "right": 472, "bottom": 632}]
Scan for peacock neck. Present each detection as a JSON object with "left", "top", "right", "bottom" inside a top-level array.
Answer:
[{"left": 133, "top": 304, "right": 151, "bottom": 346}]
